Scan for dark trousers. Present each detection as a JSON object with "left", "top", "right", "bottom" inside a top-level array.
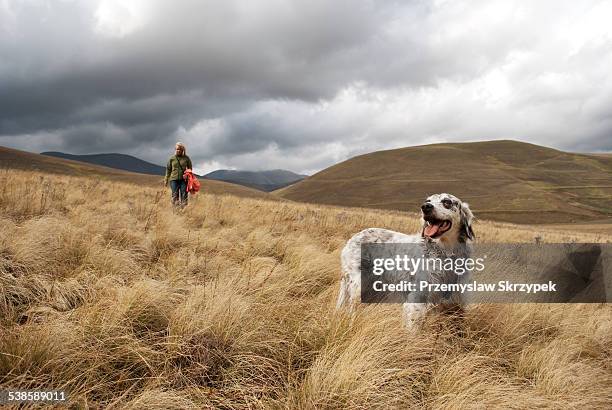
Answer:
[{"left": 170, "top": 179, "right": 188, "bottom": 207}]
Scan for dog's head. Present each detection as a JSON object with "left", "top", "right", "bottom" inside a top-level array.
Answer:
[{"left": 420, "top": 193, "right": 475, "bottom": 243}]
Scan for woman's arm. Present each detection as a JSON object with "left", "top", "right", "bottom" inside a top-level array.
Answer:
[{"left": 164, "top": 158, "right": 172, "bottom": 185}]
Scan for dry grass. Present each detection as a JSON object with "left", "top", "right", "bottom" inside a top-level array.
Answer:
[{"left": 0, "top": 169, "right": 611, "bottom": 409}]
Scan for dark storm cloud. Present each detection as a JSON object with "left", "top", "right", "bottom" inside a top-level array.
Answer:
[
  {"left": 1, "top": 0, "right": 402, "bottom": 162},
  {"left": 1, "top": 0, "right": 611, "bottom": 172},
  {"left": 1, "top": 0, "right": 391, "bottom": 118}
]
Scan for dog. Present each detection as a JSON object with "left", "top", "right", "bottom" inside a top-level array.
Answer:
[{"left": 336, "top": 193, "right": 475, "bottom": 328}]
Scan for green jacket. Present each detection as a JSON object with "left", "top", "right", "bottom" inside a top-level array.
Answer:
[{"left": 164, "top": 155, "right": 193, "bottom": 183}]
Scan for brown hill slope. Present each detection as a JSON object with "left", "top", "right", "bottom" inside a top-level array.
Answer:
[
  {"left": 0, "top": 146, "right": 277, "bottom": 200},
  {"left": 276, "top": 140, "right": 612, "bottom": 224}
]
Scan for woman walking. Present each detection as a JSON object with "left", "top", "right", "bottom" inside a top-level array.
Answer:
[{"left": 164, "top": 142, "right": 193, "bottom": 208}]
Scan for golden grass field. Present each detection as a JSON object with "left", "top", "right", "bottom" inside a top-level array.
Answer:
[{"left": 1, "top": 168, "right": 611, "bottom": 409}]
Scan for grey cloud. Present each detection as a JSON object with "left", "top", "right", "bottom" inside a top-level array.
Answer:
[
  {"left": 1, "top": 0, "right": 400, "bottom": 152},
  {"left": 1, "top": 0, "right": 611, "bottom": 173}
]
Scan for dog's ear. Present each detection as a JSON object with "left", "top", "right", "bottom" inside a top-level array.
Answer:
[{"left": 459, "top": 202, "right": 475, "bottom": 240}]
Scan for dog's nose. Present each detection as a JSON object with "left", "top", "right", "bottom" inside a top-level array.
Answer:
[{"left": 421, "top": 203, "right": 433, "bottom": 213}]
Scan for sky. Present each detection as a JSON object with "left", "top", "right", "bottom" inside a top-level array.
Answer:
[{"left": 1, "top": 0, "right": 611, "bottom": 175}]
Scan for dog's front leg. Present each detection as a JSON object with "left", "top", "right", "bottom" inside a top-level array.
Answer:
[{"left": 402, "top": 303, "right": 427, "bottom": 329}]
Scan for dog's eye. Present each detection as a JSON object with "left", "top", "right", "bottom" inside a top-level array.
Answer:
[{"left": 442, "top": 199, "right": 452, "bottom": 208}]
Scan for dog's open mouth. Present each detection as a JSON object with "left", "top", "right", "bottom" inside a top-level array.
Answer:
[{"left": 423, "top": 218, "right": 452, "bottom": 238}]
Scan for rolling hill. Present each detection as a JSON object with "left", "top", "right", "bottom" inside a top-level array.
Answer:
[
  {"left": 0, "top": 146, "right": 277, "bottom": 200},
  {"left": 204, "top": 169, "right": 307, "bottom": 191},
  {"left": 276, "top": 140, "right": 612, "bottom": 224}
]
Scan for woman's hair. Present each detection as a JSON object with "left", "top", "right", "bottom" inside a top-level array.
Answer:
[{"left": 175, "top": 142, "right": 186, "bottom": 154}]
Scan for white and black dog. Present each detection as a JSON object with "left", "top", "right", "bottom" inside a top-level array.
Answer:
[{"left": 336, "top": 193, "right": 475, "bottom": 328}]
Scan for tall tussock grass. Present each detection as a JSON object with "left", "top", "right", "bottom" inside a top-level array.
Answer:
[{"left": 0, "top": 169, "right": 611, "bottom": 408}]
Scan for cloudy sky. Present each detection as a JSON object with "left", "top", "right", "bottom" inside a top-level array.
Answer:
[{"left": 1, "top": 0, "right": 611, "bottom": 174}]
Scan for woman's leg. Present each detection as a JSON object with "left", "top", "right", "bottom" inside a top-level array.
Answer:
[
  {"left": 179, "top": 179, "right": 188, "bottom": 208},
  {"left": 170, "top": 180, "right": 180, "bottom": 206}
]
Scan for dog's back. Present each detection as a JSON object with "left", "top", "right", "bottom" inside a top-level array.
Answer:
[{"left": 337, "top": 228, "right": 422, "bottom": 309}]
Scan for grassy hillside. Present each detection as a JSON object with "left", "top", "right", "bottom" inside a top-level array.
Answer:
[
  {"left": 276, "top": 140, "right": 612, "bottom": 225},
  {"left": 0, "top": 168, "right": 610, "bottom": 408},
  {"left": 0, "top": 146, "right": 278, "bottom": 201}
]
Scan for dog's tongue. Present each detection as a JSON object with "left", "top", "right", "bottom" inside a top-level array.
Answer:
[{"left": 424, "top": 223, "right": 440, "bottom": 237}]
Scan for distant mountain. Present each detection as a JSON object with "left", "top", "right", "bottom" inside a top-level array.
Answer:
[
  {"left": 205, "top": 169, "right": 307, "bottom": 192},
  {"left": 42, "top": 152, "right": 166, "bottom": 176},
  {"left": 40, "top": 151, "right": 306, "bottom": 192},
  {"left": 275, "top": 140, "right": 612, "bottom": 224}
]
